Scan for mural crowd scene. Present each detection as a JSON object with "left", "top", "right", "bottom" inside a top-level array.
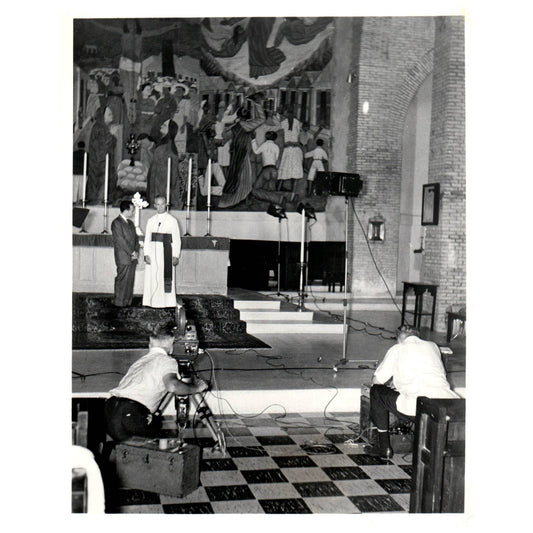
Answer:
[{"left": 73, "top": 17, "right": 335, "bottom": 213}]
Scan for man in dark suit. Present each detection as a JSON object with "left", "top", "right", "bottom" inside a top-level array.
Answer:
[{"left": 111, "top": 200, "right": 140, "bottom": 306}]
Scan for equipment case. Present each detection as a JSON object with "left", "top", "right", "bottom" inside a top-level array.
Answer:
[{"left": 115, "top": 437, "right": 200, "bottom": 497}]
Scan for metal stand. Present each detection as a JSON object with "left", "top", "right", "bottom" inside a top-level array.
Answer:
[
  {"left": 101, "top": 200, "right": 109, "bottom": 234},
  {"left": 275, "top": 218, "right": 292, "bottom": 301},
  {"left": 333, "top": 197, "right": 357, "bottom": 372},
  {"left": 158, "top": 361, "right": 226, "bottom": 454},
  {"left": 295, "top": 209, "right": 307, "bottom": 312}
]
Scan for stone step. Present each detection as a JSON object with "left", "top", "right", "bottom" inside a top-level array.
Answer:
[
  {"left": 234, "top": 299, "right": 281, "bottom": 311},
  {"left": 245, "top": 320, "right": 343, "bottom": 334},
  {"left": 239, "top": 310, "right": 314, "bottom": 322}
]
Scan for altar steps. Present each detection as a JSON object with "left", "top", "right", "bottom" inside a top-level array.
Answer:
[{"left": 228, "top": 286, "right": 408, "bottom": 335}]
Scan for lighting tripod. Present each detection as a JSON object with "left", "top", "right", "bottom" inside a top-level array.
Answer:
[
  {"left": 295, "top": 203, "right": 316, "bottom": 312},
  {"left": 333, "top": 196, "right": 367, "bottom": 372}
]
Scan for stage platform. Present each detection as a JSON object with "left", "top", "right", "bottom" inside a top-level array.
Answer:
[{"left": 72, "top": 289, "right": 466, "bottom": 414}]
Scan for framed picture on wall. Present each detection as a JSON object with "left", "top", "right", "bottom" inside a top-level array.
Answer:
[{"left": 422, "top": 183, "right": 440, "bottom": 225}]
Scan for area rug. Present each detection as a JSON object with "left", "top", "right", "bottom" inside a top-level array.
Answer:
[{"left": 72, "top": 293, "right": 270, "bottom": 350}]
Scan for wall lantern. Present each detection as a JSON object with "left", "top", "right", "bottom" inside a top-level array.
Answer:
[{"left": 368, "top": 214, "right": 385, "bottom": 242}]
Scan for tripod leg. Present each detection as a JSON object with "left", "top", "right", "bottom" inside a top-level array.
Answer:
[
  {"left": 175, "top": 395, "right": 190, "bottom": 448},
  {"left": 190, "top": 395, "right": 226, "bottom": 455}
]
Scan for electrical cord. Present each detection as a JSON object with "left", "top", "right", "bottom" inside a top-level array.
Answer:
[
  {"left": 72, "top": 371, "right": 124, "bottom": 382},
  {"left": 305, "top": 284, "right": 397, "bottom": 341},
  {"left": 350, "top": 198, "right": 403, "bottom": 315}
]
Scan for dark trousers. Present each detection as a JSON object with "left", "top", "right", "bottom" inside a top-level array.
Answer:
[
  {"left": 104, "top": 396, "right": 162, "bottom": 442},
  {"left": 114, "top": 262, "right": 136, "bottom": 306},
  {"left": 369, "top": 384, "right": 415, "bottom": 431}
]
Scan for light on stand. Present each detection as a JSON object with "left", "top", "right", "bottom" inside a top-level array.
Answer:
[
  {"left": 266, "top": 203, "right": 287, "bottom": 220},
  {"left": 266, "top": 203, "right": 287, "bottom": 299},
  {"left": 295, "top": 203, "right": 316, "bottom": 312}
]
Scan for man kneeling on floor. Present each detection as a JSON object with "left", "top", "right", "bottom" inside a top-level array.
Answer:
[
  {"left": 104, "top": 324, "right": 208, "bottom": 441},
  {"left": 365, "top": 324, "right": 459, "bottom": 459}
]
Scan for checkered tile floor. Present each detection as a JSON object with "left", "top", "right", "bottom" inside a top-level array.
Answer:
[{"left": 104, "top": 413, "right": 413, "bottom": 514}]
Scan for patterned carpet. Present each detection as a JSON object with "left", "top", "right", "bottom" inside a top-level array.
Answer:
[
  {"left": 102, "top": 412, "right": 414, "bottom": 514},
  {"left": 72, "top": 293, "right": 269, "bottom": 350}
]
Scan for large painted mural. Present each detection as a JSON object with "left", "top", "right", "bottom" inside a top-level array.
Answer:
[{"left": 73, "top": 17, "right": 334, "bottom": 212}]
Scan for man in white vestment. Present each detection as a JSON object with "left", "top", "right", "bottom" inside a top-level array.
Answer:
[{"left": 143, "top": 196, "right": 181, "bottom": 308}]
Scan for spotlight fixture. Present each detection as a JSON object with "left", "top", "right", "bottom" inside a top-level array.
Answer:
[
  {"left": 266, "top": 203, "right": 287, "bottom": 219},
  {"left": 297, "top": 202, "right": 316, "bottom": 220}
]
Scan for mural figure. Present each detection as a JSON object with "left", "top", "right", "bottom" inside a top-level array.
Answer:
[
  {"left": 86, "top": 106, "right": 117, "bottom": 204},
  {"left": 214, "top": 102, "right": 237, "bottom": 177},
  {"left": 88, "top": 19, "right": 180, "bottom": 124},
  {"left": 305, "top": 138, "right": 329, "bottom": 196},
  {"left": 198, "top": 129, "right": 226, "bottom": 208},
  {"left": 277, "top": 107, "right": 304, "bottom": 193},
  {"left": 218, "top": 99, "right": 265, "bottom": 209},
  {"left": 150, "top": 84, "right": 177, "bottom": 142},
  {"left": 171, "top": 84, "right": 190, "bottom": 154},
  {"left": 137, "top": 133, "right": 156, "bottom": 174},
  {"left": 147, "top": 119, "right": 183, "bottom": 209},
  {"left": 250, "top": 131, "right": 297, "bottom": 207},
  {"left": 135, "top": 82, "right": 156, "bottom": 135}
]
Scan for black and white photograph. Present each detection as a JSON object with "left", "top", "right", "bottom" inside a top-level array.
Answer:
[
  {"left": 68, "top": 10, "right": 468, "bottom": 516},
  {"left": 5, "top": 1, "right": 530, "bottom": 529}
]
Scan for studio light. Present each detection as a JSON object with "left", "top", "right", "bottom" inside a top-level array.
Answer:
[
  {"left": 266, "top": 203, "right": 287, "bottom": 219},
  {"left": 296, "top": 202, "right": 316, "bottom": 220}
]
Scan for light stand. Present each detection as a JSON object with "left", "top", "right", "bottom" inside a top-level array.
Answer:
[
  {"left": 266, "top": 203, "right": 288, "bottom": 298},
  {"left": 296, "top": 203, "right": 316, "bottom": 312},
  {"left": 333, "top": 196, "right": 369, "bottom": 372}
]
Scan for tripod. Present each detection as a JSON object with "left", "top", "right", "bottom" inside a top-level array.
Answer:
[
  {"left": 157, "top": 360, "right": 226, "bottom": 454},
  {"left": 333, "top": 196, "right": 372, "bottom": 372}
]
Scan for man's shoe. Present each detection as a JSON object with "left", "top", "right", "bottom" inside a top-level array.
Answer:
[{"left": 363, "top": 445, "right": 394, "bottom": 459}]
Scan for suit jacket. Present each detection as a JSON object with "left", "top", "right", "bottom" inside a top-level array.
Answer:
[{"left": 111, "top": 215, "right": 140, "bottom": 266}]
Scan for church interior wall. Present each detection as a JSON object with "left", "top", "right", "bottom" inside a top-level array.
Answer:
[{"left": 72, "top": 17, "right": 466, "bottom": 332}]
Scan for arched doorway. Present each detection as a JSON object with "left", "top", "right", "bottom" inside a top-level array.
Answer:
[{"left": 396, "top": 73, "right": 433, "bottom": 290}]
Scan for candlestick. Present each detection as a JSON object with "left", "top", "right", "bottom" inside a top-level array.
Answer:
[
  {"left": 206, "top": 159, "right": 212, "bottom": 207},
  {"left": 81, "top": 151, "right": 87, "bottom": 206},
  {"left": 187, "top": 157, "right": 192, "bottom": 207},
  {"left": 102, "top": 200, "right": 109, "bottom": 234},
  {"left": 104, "top": 153, "right": 109, "bottom": 203},
  {"left": 166, "top": 156, "right": 171, "bottom": 209},
  {"left": 300, "top": 207, "right": 306, "bottom": 263}
]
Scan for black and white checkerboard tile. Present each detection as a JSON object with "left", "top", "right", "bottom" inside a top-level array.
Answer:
[{"left": 105, "top": 413, "right": 413, "bottom": 514}]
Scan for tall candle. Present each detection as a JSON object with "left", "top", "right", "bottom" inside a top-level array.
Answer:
[
  {"left": 186, "top": 157, "right": 192, "bottom": 206},
  {"left": 166, "top": 157, "right": 171, "bottom": 205},
  {"left": 300, "top": 207, "right": 306, "bottom": 263},
  {"left": 81, "top": 151, "right": 87, "bottom": 204},
  {"left": 104, "top": 153, "right": 109, "bottom": 202},
  {"left": 76, "top": 67, "right": 81, "bottom": 126},
  {"left": 206, "top": 159, "right": 212, "bottom": 206}
]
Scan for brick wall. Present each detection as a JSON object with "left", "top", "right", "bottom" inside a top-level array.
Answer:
[
  {"left": 330, "top": 16, "right": 465, "bottom": 333},
  {"left": 340, "top": 17, "right": 435, "bottom": 296},
  {"left": 424, "top": 17, "right": 466, "bottom": 331}
]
